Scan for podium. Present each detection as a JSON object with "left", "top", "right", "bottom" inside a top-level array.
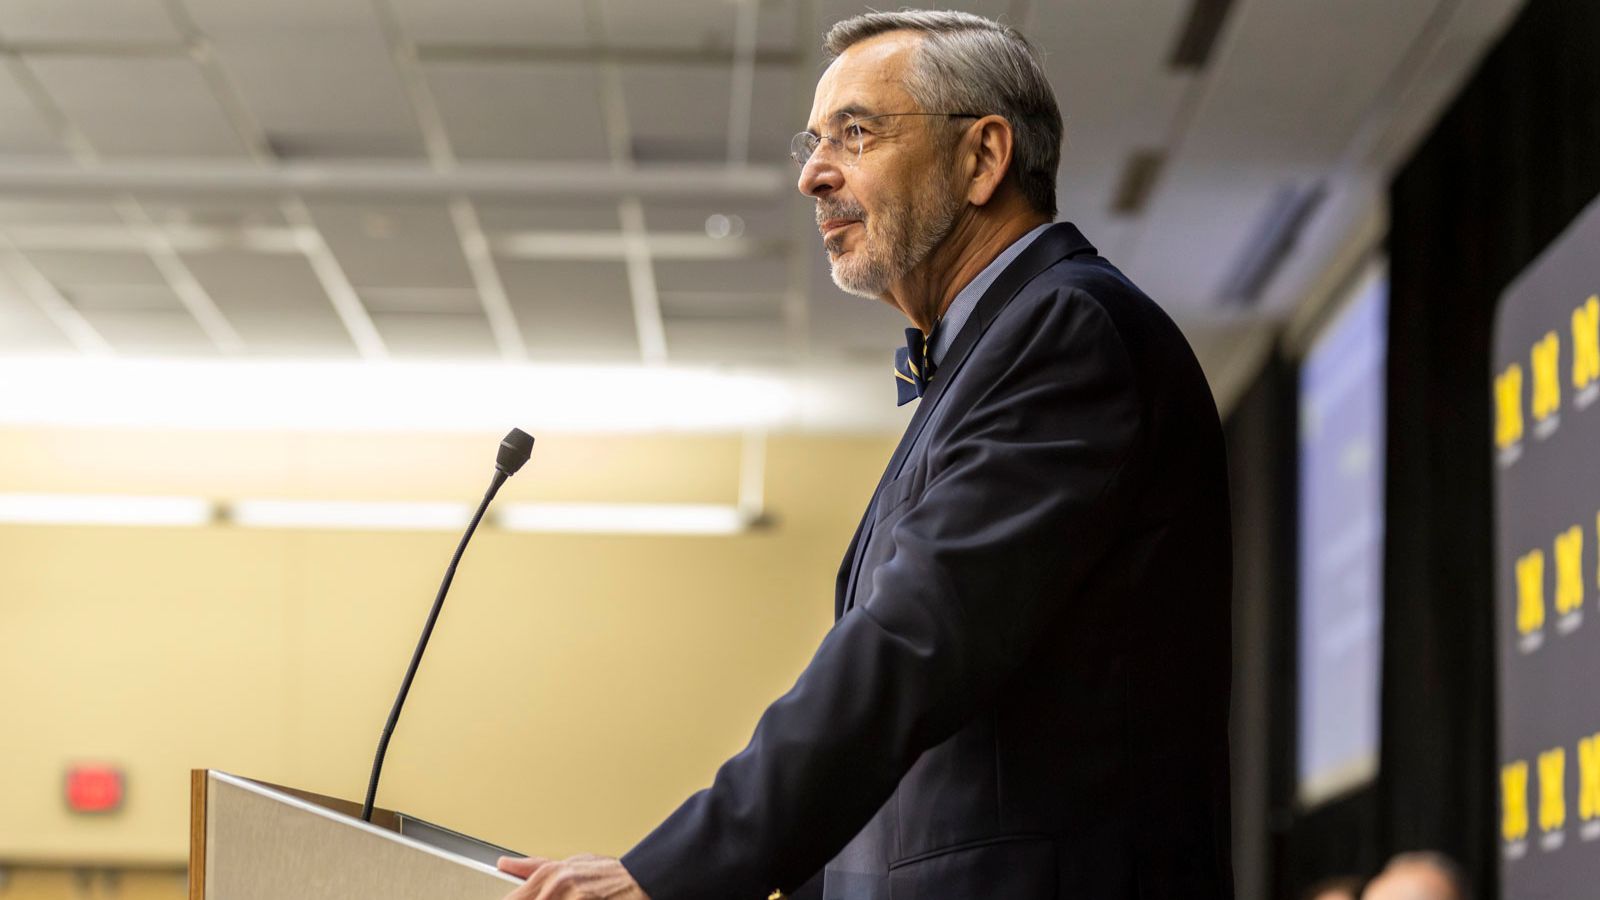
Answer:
[{"left": 189, "top": 769, "right": 523, "bottom": 900}]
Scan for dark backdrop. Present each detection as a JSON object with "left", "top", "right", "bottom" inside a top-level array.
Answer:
[{"left": 1224, "top": 0, "right": 1600, "bottom": 897}]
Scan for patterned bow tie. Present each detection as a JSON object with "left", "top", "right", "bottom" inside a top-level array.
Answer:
[{"left": 894, "top": 326, "right": 936, "bottom": 406}]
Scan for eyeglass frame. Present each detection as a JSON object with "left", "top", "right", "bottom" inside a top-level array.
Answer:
[{"left": 789, "top": 111, "right": 985, "bottom": 168}]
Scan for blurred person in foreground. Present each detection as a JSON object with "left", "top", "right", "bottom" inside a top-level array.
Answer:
[
  {"left": 497, "top": 9, "right": 1232, "bottom": 899},
  {"left": 1362, "top": 852, "right": 1470, "bottom": 900},
  {"left": 1303, "top": 875, "right": 1364, "bottom": 900}
]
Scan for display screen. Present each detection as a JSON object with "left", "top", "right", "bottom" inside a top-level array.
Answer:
[{"left": 1297, "top": 265, "right": 1388, "bottom": 807}]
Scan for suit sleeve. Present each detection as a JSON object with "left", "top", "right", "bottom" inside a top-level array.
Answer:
[{"left": 620, "top": 287, "right": 1143, "bottom": 900}]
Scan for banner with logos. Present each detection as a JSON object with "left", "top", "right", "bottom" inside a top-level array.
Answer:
[{"left": 1494, "top": 194, "right": 1600, "bottom": 897}]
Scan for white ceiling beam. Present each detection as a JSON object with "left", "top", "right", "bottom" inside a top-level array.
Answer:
[
  {"left": 449, "top": 198, "right": 525, "bottom": 360},
  {"left": 114, "top": 198, "right": 245, "bottom": 354},
  {"left": 0, "top": 39, "right": 188, "bottom": 59},
  {"left": 726, "top": 0, "right": 759, "bottom": 166},
  {"left": 0, "top": 223, "right": 788, "bottom": 262},
  {"left": 0, "top": 235, "right": 113, "bottom": 356},
  {"left": 780, "top": 0, "right": 821, "bottom": 358},
  {"left": 416, "top": 43, "right": 801, "bottom": 67},
  {"left": 1, "top": 28, "right": 247, "bottom": 356},
  {"left": 158, "top": 0, "right": 389, "bottom": 359},
  {"left": 0, "top": 159, "right": 788, "bottom": 199},
  {"left": 280, "top": 198, "right": 388, "bottom": 359},
  {"left": 373, "top": 0, "right": 528, "bottom": 362},
  {"left": 1, "top": 223, "right": 309, "bottom": 254},
  {"left": 497, "top": 231, "right": 784, "bottom": 261},
  {"left": 619, "top": 198, "right": 668, "bottom": 364},
  {"left": 585, "top": 0, "right": 668, "bottom": 366}
]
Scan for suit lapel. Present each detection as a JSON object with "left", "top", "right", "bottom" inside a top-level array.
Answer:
[{"left": 833, "top": 223, "right": 1099, "bottom": 619}]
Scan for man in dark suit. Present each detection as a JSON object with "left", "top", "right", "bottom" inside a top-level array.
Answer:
[{"left": 497, "top": 10, "right": 1233, "bottom": 899}]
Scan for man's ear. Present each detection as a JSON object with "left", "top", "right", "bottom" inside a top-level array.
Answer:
[{"left": 963, "top": 115, "right": 1015, "bottom": 207}]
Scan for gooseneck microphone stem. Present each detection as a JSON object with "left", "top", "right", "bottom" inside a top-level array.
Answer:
[
  {"left": 360, "top": 427, "right": 533, "bottom": 823},
  {"left": 360, "top": 469, "right": 505, "bottom": 822}
]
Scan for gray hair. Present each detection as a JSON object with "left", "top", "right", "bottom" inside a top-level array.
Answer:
[{"left": 823, "top": 9, "right": 1063, "bottom": 217}]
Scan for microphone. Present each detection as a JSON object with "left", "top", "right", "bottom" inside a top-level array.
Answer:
[
  {"left": 360, "top": 428, "right": 535, "bottom": 822},
  {"left": 497, "top": 427, "right": 534, "bottom": 477}
]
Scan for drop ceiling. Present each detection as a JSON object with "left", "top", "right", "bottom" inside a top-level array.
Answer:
[{"left": 0, "top": 0, "right": 1526, "bottom": 426}]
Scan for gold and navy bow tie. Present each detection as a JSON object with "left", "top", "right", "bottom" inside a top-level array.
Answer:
[{"left": 894, "top": 326, "right": 936, "bottom": 406}]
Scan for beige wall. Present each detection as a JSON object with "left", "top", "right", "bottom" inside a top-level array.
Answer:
[{"left": 0, "top": 427, "right": 895, "bottom": 893}]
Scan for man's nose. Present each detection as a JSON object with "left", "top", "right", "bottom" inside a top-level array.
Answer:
[{"left": 798, "top": 155, "right": 842, "bottom": 198}]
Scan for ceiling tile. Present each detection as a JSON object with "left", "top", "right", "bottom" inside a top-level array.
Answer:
[
  {"left": 360, "top": 286, "right": 483, "bottom": 314},
  {"left": 1178, "top": 0, "right": 1438, "bottom": 168},
  {"left": 476, "top": 200, "right": 619, "bottom": 232},
  {"left": 654, "top": 256, "right": 787, "bottom": 294},
  {"left": 756, "top": 0, "right": 802, "bottom": 52},
  {"left": 66, "top": 283, "right": 183, "bottom": 311},
  {"left": 660, "top": 289, "right": 784, "bottom": 321},
  {"left": 20, "top": 249, "right": 165, "bottom": 286},
  {"left": 601, "top": 0, "right": 736, "bottom": 50},
  {"left": 425, "top": 61, "right": 611, "bottom": 161},
  {"left": 0, "top": 289, "right": 73, "bottom": 351},
  {"left": 0, "top": 66, "right": 65, "bottom": 155},
  {"left": 79, "top": 308, "right": 220, "bottom": 356},
  {"left": 304, "top": 201, "right": 473, "bottom": 290},
  {"left": 181, "top": 249, "right": 357, "bottom": 356},
  {"left": 24, "top": 57, "right": 250, "bottom": 157},
  {"left": 205, "top": 40, "right": 424, "bottom": 159},
  {"left": 392, "top": 0, "right": 588, "bottom": 45},
  {"left": 749, "top": 63, "right": 804, "bottom": 162},
  {"left": 664, "top": 316, "right": 787, "bottom": 363},
  {"left": 621, "top": 63, "right": 730, "bottom": 162},
  {"left": 0, "top": 199, "right": 123, "bottom": 225},
  {"left": 0, "top": 0, "right": 180, "bottom": 42},
  {"left": 131, "top": 194, "right": 289, "bottom": 229},
  {"left": 642, "top": 197, "right": 793, "bottom": 241},
  {"left": 499, "top": 259, "right": 637, "bottom": 361},
  {"left": 372, "top": 310, "right": 498, "bottom": 358},
  {"left": 1122, "top": 170, "right": 1282, "bottom": 309}
]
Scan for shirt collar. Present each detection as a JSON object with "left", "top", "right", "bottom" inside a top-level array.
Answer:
[{"left": 928, "top": 222, "right": 1054, "bottom": 367}]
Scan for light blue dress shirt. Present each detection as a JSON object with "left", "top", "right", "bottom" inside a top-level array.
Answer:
[{"left": 928, "top": 222, "right": 1054, "bottom": 367}]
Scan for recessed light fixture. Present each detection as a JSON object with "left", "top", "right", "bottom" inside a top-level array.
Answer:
[
  {"left": 0, "top": 493, "right": 213, "bottom": 527},
  {"left": 0, "top": 358, "right": 792, "bottom": 433},
  {"left": 704, "top": 213, "right": 746, "bottom": 239}
]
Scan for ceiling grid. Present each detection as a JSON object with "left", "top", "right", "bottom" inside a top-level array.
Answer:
[{"left": 0, "top": 0, "right": 1529, "bottom": 422}]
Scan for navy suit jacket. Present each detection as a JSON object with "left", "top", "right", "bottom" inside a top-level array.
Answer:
[{"left": 623, "top": 223, "right": 1234, "bottom": 899}]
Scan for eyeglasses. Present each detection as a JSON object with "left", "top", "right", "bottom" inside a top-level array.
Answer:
[{"left": 789, "top": 112, "right": 983, "bottom": 167}]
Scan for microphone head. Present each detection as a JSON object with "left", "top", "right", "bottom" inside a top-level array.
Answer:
[{"left": 496, "top": 428, "right": 535, "bottom": 477}]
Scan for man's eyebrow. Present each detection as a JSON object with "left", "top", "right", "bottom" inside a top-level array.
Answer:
[{"left": 805, "top": 103, "right": 877, "bottom": 132}]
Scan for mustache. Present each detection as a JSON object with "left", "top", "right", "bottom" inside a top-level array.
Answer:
[{"left": 815, "top": 201, "right": 867, "bottom": 226}]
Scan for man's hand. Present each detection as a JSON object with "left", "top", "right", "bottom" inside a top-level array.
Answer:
[{"left": 496, "top": 854, "right": 650, "bottom": 900}]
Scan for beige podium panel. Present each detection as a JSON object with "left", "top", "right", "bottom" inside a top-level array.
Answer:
[{"left": 191, "top": 770, "right": 522, "bottom": 900}]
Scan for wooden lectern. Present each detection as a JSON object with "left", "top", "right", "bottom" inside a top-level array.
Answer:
[{"left": 190, "top": 769, "right": 523, "bottom": 900}]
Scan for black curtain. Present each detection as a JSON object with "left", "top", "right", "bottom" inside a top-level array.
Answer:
[
  {"left": 1379, "top": 0, "right": 1600, "bottom": 897},
  {"left": 1225, "top": 353, "right": 1304, "bottom": 900},
  {"left": 1225, "top": 0, "right": 1600, "bottom": 897}
]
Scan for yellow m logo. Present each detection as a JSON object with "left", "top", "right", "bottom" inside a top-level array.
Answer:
[
  {"left": 1495, "top": 365, "right": 1524, "bottom": 449},
  {"left": 1574, "top": 296, "right": 1600, "bottom": 389},
  {"left": 1555, "top": 525, "right": 1584, "bottom": 615},
  {"left": 1532, "top": 332, "right": 1561, "bottom": 422},
  {"left": 1504, "top": 761, "right": 1530, "bottom": 842},
  {"left": 1541, "top": 747, "right": 1567, "bottom": 832},
  {"left": 1517, "top": 549, "right": 1546, "bottom": 634},
  {"left": 1580, "top": 734, "right": 1600, "bottom": 822}
]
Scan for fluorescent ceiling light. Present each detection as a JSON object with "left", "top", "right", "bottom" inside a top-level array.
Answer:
[
  {"left": 0, "top": 493, "right": 756, "bottom": 535},
  {"left": 0, "top": 493, "right": 213, "bottom": 527},
  {"left": 497, "top": 502, "right": 750, "bottom": 535},
  {"left": 0, "top": 357, "right": 794, "bottom": 433},
  {"left": 226, "top": 499, "right": 472, "bottom": 532}
]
